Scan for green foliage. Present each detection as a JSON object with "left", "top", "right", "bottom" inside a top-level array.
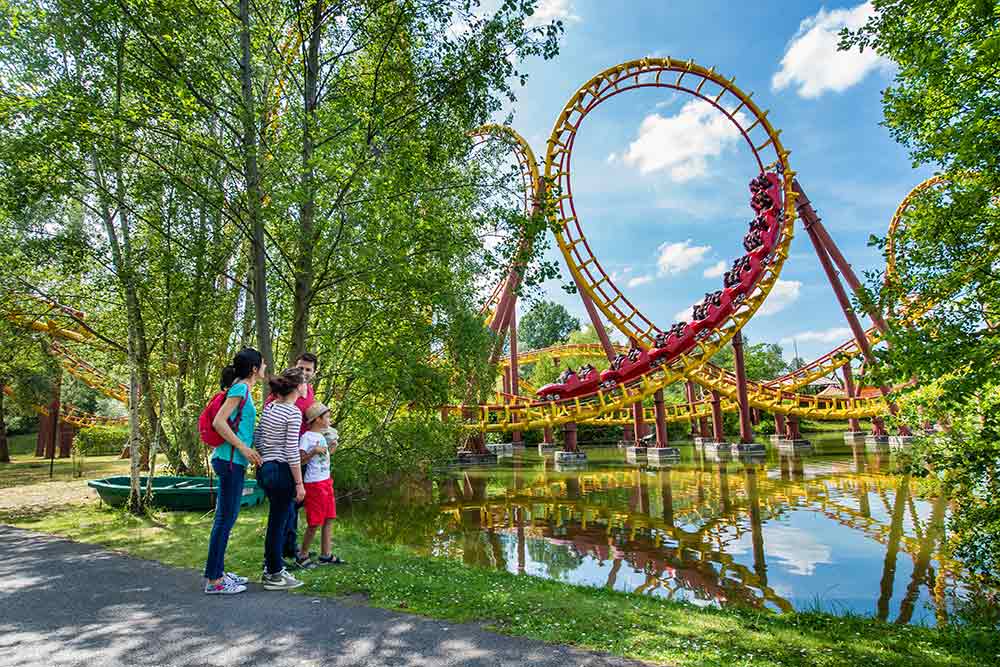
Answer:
[
  {"left": 75, "top": 425, "right": 128, "bottom": 456},
  {"left": 842, "top": 1, "right": 1000, "bottom": 590},
  {"left": 518, "top": 300, "right": 579, "bottom": 351}
]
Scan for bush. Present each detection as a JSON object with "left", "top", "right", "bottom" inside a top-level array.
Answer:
[{"left": 74, "top": 425, "right": 128, "bottom": 456}]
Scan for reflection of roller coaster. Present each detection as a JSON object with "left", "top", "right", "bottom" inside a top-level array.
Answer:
[
  {"left": 431, "top": 450, "right": 959, "bottom": 622},
  {"left": 449, "top": 58, "right": 932, "bottom": 451}
]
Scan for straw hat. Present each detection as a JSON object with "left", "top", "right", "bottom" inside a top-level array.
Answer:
[{"left": 305, "top": 401, "right": 329, "bottom": 423}]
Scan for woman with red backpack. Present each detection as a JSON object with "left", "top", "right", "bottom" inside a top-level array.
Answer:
[{"left": 203, "top": 348, "right": 266, "bottom": 595}]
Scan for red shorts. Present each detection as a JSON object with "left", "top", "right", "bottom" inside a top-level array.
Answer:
[{"left": 303, "top": 478, "right": 337, "bottom": 526}]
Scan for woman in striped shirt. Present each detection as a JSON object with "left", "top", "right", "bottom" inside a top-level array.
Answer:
[{"left": 254, "top": 367, "right": 307, "bottom": 590}]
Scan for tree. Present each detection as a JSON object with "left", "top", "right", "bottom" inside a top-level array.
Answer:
[
  {"left": 518, "top": 300, "right": 580, "bottom": 351},
  {"left": 842, "top": 0, "right": 1000, "bottom": 589}
]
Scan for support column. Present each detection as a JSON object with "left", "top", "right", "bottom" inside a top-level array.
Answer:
[
  {"left": 632, "top": 402, "right": 647, "bottom": 442},
  {"left": 732, "top": 333, "right": 753, "bottom": 444},
  {"left": 555, "top": 421, "right": 586, "bottom": 464},
  {"left": 543, "top": 426, "right": 554, "bottom": 444},
  {"left": 508, "top": 308, "right": 522, "bottom": 445},
  {"left": 811, "top": 220, "right": 890, "bottom": 335},
  {"left": 795, "top": 181, "right": 892, "bottom": 437},
  {"left": 685, "top": 381, "right": 699, "bottom": 438},
  {"left": 842, "top": 363, "right": 862, "bottom": 433},
  {"left": 710, "top": 390, "right": 724, "bottom": 442},
  {"left": 653, "top": 390, "right": 668, "bottom": 447},
  {"left": 773, "top": 413, "right": 786, "bottom": 439},
  {"left": 785, "top": 414, "right": 802, "bottom": 440}
]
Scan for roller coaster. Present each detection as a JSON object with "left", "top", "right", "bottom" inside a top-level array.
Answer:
[
  {"left": 447, "top": 57, "right": 933, "bottom": 455},
  {"left": 6, "top": 57, "right": 936, "bottom": 462}
]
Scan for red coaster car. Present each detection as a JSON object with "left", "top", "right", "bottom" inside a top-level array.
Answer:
[
  {"left": 649, "top": 320, "right": 701, "bottom": 366},
  {"left": 697, "top": 289, "right": 734, "bottom": 330},
  {"left": 537, "top": 363, "right": 600, "bottom": 401}
]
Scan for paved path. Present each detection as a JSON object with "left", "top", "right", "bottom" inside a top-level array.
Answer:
[{"left": 0, "top": 526, "right": 649, "bottom": 667}]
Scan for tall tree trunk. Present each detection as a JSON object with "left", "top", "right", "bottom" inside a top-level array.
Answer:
[
  {"left": 289, "top": 0, "right": 323, "bottom": 363},
  {"left": 0, "top": 384, "right": 9, "bottom": 464},
  {"left": 240, "top": 0, "right": 273, "bottom": 369}
]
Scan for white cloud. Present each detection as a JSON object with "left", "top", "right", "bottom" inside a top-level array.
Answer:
[
  {"left": 622, "top": 100, "right": 747, "bottom": 182},
  {"left": 626, "top": 274, "right": 653, "bottom": 288},
  {"left": 656, "top": 239, "right": 711, "bottom": 276},
  {"left": 673, "top": 306, "right": 694, "bottom": 323},
  {"left": 762, "top": 525, "right": 832, "bottom": 576},
  {"left": 772, "top": 2, "right": 891, "bottom": 98},
  {"left": 756, "top": 279, "right": 802, "bottom": 316},
  {"left": 526, "top": 0, "right": 580, "bottom": 27},
  {"left": 780, "top": 327, "right": 852, "bottom": 346},
  {"left": 606, "top": 152, "right": 618, "bottom": 164},
  {"left": 703, "top": 260, "right": 727, "bottom": 278}
]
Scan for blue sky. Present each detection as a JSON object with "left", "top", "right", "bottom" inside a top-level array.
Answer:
[{"left": 493, "top": 0, "right": 930, "bottom": 363}]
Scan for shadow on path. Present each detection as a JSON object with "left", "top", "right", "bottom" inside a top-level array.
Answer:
[{"left": 0, "top": 526, "right": 648, "bottom": 667}]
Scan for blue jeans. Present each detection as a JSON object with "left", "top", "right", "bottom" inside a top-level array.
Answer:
[
  {"left": 258, "top": 461, "right": 294, "bottom": 575},
  {"left": 204, "top": 458, "right": 246, "bottom": 580},
  {"left": 283, "top": 501, "right": 299, "bottom": 557}
]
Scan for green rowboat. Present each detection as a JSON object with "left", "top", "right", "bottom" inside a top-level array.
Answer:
[{"left": 87, "top": 475, "right": 265, "bottom": 511}]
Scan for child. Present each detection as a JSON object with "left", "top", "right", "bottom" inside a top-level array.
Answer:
[{"left": 296, "top": 402, "right": 344, "bottom": 566}]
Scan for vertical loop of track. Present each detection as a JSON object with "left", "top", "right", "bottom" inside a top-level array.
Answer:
[{"left": 544, "top": 58, "right": 797, "bottom": 349}]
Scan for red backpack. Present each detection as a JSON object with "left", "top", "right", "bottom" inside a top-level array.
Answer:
[{"left": 198, "top": 388, "right": 249, "bottom": 447}]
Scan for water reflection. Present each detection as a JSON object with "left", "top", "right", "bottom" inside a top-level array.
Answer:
[{"left": 345, "top": 434, "right": 971, "bottom": 624}]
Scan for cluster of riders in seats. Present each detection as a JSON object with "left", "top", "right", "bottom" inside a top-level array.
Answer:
[{"left": 537, "top": 172, "right": 783, "bottom": 402}]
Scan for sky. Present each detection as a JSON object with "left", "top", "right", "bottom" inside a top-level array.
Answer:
[{"left": 493, "top": 0, "right": 930, "bottom": 363}]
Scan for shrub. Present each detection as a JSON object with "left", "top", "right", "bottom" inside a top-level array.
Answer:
[{"left": 75, "top": 425, "right": 128, "bottom": 456}]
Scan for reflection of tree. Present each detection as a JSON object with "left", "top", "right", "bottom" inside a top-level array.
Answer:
[{"left": 526, "top": 538, "right": 584, "bottom": 581}]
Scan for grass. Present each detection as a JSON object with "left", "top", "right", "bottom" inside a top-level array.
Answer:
[
  {"left": 0, "top": 452, "right": 129, "bottom": 489},
  {"left": 10, "top": 502, "right": 999, "bottom": 667}
]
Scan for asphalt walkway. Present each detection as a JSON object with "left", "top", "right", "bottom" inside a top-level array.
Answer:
[{"left": 0, "top": 525, "right": 648, "bottom": 667}]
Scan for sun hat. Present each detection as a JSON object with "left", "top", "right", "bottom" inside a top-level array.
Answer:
[{"left": 305, "top": 401, "right": 329, "bottom": 423}]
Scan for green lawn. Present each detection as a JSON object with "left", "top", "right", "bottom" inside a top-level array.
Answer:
[
  {"left": 0, "top": 451, "right": 129, "bottom": 489},
  {"left": 6, "top": 432, "right": 39, "bottom": 456},
  {"left": 9, "top": 503, "right": 997, "bottom": 667}
]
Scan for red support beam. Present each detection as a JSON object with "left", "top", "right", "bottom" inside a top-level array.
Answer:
[
  {"left": 841, "top": 363, "right": 861, "bottom": 432},
  {"left": 685, "top": 381, "right": 699, "bottom": 438},
  {"left": 795, "top": 181, "right": 892, "bottom": 436},
  {"left": 773, "top": 413, "right": 786, "bottom": 437},
  {"left": 508, "top": 308, "right": 522, "bottom": 444},
  {"left": 632, "top": 402, "right": 647, "bottom": 441},
  {"left": 811, "top": 220, "right": 890, "bottom": 335},
  {"left": 732, "top": 332, "right": 754, "bottom": 444},
  {"left": 786, "top": 414, "right": 802, "bottom": 440},
  {"left": 653, "top": 389, "right": 668, "bottom": 447},
  {"left": 543, "top": 426, "right": 554, "bottom": 444},
  {"left": 710, "top": 390, "right": 724, "bottom": 442},
  {"left": 563, "top": 421, "right": 578, "bottom": 452}
]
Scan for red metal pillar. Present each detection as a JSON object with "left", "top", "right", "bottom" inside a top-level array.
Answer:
[
  {"left": 543, "top": 426, "right": 554, "bottom": 444},
  {"left": 563, "top": 421, "right": 578, "bottom": 452},
  {"left": 685, "top": 381, "right": 699, "bottom": 438},
  {"left": 632, "top": 402, "right": 647, "bottom": 441},
  {"left": 811, "top": 221, "right": 890, "bottom": 335},
  {"left": 795, "top": 181, "right": 891, "bottom": 436},
  {"left": 841, "top": 363, "right": 861, "bottom": 432},
  {"left": 786, "top": 414, "right": 802, "bottom": 440},
  {"left": 710, "top": 390, "right": 724, "bottom": 442},
  {"left": 773, "top": 413, "right": 786, "bottom": 436},
  {"left": 732, "top": 332, "right": 754, "bottom": 444},
  {"left": 653, "top": 389, "right": 668, "bottom": 447},
  {"left": 508, "top": 308, "right": 522, "bottom": 444}
]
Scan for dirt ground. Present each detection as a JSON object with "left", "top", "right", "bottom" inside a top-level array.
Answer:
[{"left": 0, "top": 455, "right": 129, "bottom": 521}]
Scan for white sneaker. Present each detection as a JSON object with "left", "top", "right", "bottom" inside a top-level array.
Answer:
[
  {"left": 224, "top": 572, "right": 249, "bottom": 585},
  {"left": 205, "top": 579, "right": 247, "bottom": 595},
  {"left": 262, "top": 568, "right": 303, "bottom": 591}
]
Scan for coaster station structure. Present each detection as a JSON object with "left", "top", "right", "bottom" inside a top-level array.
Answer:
[{"left": 448, "top": 57, "right": 927, "bottom": 462}]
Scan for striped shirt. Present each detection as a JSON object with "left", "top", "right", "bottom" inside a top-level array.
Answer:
[{"left": 253, "top": 401, "right": 302, "bottom": 466}]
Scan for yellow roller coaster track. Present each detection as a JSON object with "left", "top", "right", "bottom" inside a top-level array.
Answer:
[{"left": 448, "top": 58, "right": 912, "bottom": 432}]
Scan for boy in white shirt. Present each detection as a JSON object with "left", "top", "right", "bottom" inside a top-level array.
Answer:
[{"left": 296, "top": 402, "right": 344, "bottom": 566}]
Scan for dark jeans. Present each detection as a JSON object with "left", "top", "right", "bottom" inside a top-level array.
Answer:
[
  {"left": 258, "top": 460, "right": 294, "bottom": 575},
  {"left": 204, "top": 458, "right": 246, "bottom": 580},
  {"left": 283, "top": 501, "right": 299, "bottom": 557}
]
